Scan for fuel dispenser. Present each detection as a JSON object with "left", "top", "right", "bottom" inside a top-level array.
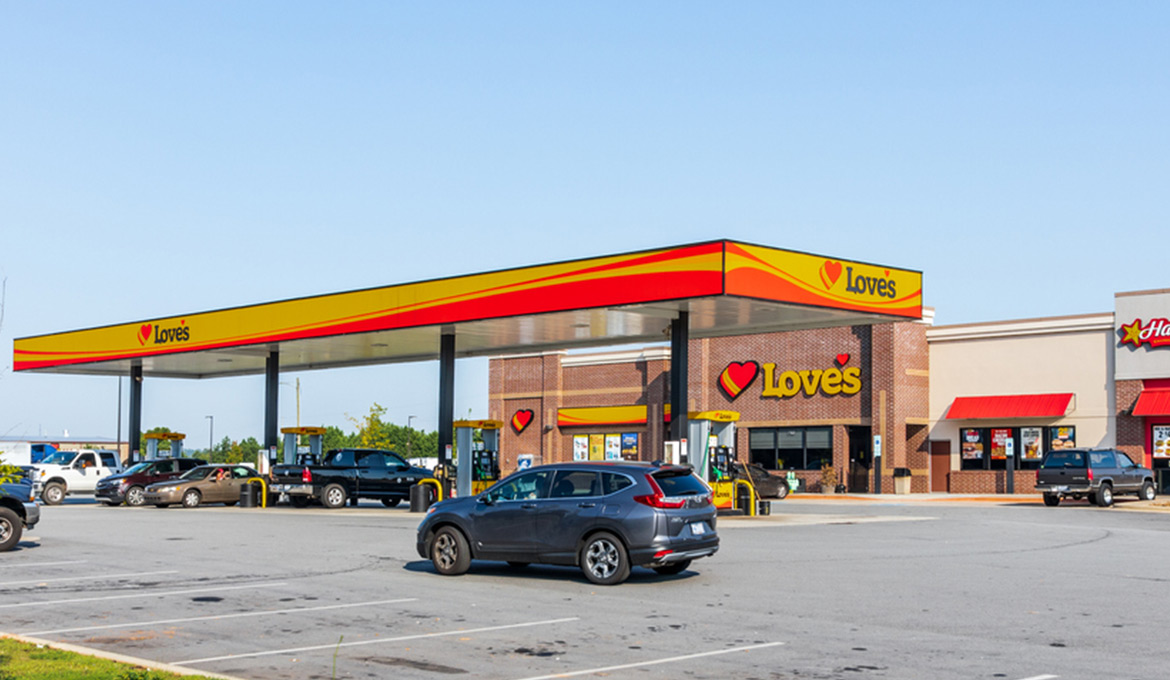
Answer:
[
  {"left": 281, "top": 426, "right": 326, "bottom": 465},
  {"left": 144, "top": 432, "right": 185, "bottom": 459},
  {"left": 687, "top": 411, "right": 759, "bottom": 516},
  {"left": 453, "top": 420, "right": 502, "bottom": 497}
]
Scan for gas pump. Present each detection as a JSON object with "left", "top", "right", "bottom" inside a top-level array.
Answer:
[
  {"left": 687, "top": 411, "right": 759, "bottom": 516},
  {"left": 144, "top": 432, "right": 185, "bottom": 459},
  {"left": 686, "top": 411, "right": 738, "bottom": 482},
  {"left": 453, "top": 420, "right": 502, "bottom": 497},
  {"left": 281, "top": 426, "right": 326, "bottom": 466}
]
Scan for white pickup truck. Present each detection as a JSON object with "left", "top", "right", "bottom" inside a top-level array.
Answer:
[{"left": 31, "top": 449, "right": 124, "bottom": 505}]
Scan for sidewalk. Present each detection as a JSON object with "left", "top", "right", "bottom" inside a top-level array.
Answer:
[{"left": 775, "top": 492, "right": 1170, "bottom": 511}]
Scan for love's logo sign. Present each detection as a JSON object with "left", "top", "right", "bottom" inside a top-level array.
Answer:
[
  {"left": 819, "top": 260, "right": 843, "bottom": 290},
  {"left": 511, "top": 409, "right": 534, "bottom": 433},
  {"left": 138, "top": 324, "right": 153, "bottom": 346},
  {"left": 718, "top": 361, "right": 759, "bottom": 400}
]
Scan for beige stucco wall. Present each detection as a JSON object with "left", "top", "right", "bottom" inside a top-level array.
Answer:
[{"left": 928, "top": 314, "right": 1115, "bottom": 470}]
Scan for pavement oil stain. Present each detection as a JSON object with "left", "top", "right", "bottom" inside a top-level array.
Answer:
[{"left": 355, "top": 656, "right": 467, "bottom": 673}]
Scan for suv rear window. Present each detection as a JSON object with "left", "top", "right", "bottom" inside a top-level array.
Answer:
[
  {"left": 1089, "top": 450, "right": 1118, "bottom": 468},
  {"left": 652, "top": 469, "right": 709, "bottom": 496},
  {"left": 1041, "top": 451, "right": 1085, "bottom": 468}
]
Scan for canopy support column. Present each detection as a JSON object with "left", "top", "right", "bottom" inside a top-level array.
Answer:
[
  {"left": 264, "top": 350, "right": 279, "bottom": 456},
  {"left": 128, "top": 364, "right": 142, "bottom": 463},
  {"left": 669, "top": 311, "right": 689, "bottom": 449},
  {"left": 437, "top": 332, "right": 455, "bottom": 468}
]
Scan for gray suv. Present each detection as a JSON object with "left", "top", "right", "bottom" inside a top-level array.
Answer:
[
  {"left": 1035, "top": 448, "right": 1156, "bottom": 507},
  {"left": 416, "top": 461, "right": 719, "bottom": 585}
]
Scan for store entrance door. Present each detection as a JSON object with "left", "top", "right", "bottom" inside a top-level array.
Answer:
[
  {"left": 930, "top": 440, "right": 951, "bottom": 492},
  {"left": 847, "top": 426, "right": 871, "bottom": 492}
]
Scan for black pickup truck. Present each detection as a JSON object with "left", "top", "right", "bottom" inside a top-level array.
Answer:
[
  {"left": 1034, "top": 447, "right": 1156, "bottom": 507},
  {"left": 0, "top": 480, "right": 40, "bottom": 551},
  {"left": 269, "top": 448, "right": 434, "bottom": 508}
]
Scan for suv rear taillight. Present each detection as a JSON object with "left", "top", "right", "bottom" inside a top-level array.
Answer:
[
  {"left": 634, "top": 475, "right": 687, "bottom": 509},
  {"left": 302, "top": 467, "right": 312, "bottom": 484},
  {"left": 1086, "top": 467, "right": 1093, "bottom": 482},
  {"left": 1034, "top": 469, "right": 1039, "bottom": 485}
]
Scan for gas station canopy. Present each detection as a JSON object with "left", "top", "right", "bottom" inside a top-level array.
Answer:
[{"left": 14, "top": 240, "right": 922, "bottom": 378}]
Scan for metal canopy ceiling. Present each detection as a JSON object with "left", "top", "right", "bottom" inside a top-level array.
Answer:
[{"left": 15, "top": 240, "right": 923, "bottom": 379}]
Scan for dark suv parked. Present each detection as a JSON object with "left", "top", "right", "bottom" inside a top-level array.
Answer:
[
  {"left": 96, "top": 458, "right": 207, "bottom": 507},
  {"left": 0, "top": 480, "right": 40, "bottom": 551},
  {"left": 1035, "top": 448, "right": 1155, "bottom": 507},
  {"left": 416, "top": 461, "right": 719, "bottom": 585}
]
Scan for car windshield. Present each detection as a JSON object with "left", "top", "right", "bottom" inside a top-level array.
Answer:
[
  {"left": 179, "top": 467, "right": 216, "bottom": 481},
  {"left": 1041, "top": 451, "right": 1086, "bottom": 468},
  {"left": 40, "top": 451, "right": 78, "bottom": 465},
  {"left": 123, "top": 462, "right": 152, "bottom": 475}
]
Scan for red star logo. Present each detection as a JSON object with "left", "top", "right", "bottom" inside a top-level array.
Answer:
[{"left": 1120, "top": 320, "right": 1144, "bottom": 348}]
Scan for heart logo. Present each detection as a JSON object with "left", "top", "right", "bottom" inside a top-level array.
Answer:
[
  {"left": 718, "top": 361, "right": 759, "bottom": 400},
  {"left": 819, "top": 260, "right": 843, "bottom": 289},
  {"left": 511, "top": 409, "right": 534, "bottom": 434},
  {"left": 138, "top": 324, "right": 153, "bottom": 346},
  {"left": 836, "top": 353, "right": 850, "bottom": 366}
]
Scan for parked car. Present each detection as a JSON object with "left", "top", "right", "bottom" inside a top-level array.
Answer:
[
  {"left": 1035, "top": 448, "right": 1156, "bottom": 507},
  {"left": 416, "top": 461, "right": 719, "bottom": 585},
  {"left": 30, "top": 449, "right": 124, "bottom": 505},
  {"left": 0, "top": 480, "right": 40, "bottom": 551},
  {"left": 144, "top": 464, "right": 260, "bottom": 508},
  {"left": 270, "top": 448, "right": 434, "bottom": 509},
  {"left": 96, "top": 457, "right": 207, "bottom": 507}
]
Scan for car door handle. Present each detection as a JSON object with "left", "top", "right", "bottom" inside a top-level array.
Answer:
[
  {"left": 521, "top": 503, "right": 538, "bottom": 509},
  {"left": 577, "top": 502, "right": 596, "bottom": 508}
]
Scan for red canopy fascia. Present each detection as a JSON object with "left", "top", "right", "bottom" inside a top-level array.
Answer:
[
  {"left": 946, "top": 393, "right": 1074, "bottom": 420},
  {"left": 1133, "top": 390, "right": 1170, "bottom": 417}
]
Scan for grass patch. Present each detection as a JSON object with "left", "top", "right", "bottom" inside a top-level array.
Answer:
[{"left": 0, "top": 638, "right": 221, "bottom": 680}]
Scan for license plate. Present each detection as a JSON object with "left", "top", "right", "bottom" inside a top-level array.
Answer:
[
  {"left": 690, "top": 521, "right": 706, "bottom": 536},
  {"left": 1050, "top": 485, "right": 1069, "bottom": 492}
]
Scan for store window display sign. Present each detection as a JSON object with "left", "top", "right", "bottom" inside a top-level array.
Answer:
[{"left": 960, "top": 426, "right": 1073, "bottom": 471}]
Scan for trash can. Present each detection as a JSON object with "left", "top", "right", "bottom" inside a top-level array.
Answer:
[
  {"left": 893, "top": 467, "right": 911, "bottom": 495},
  {"left": 239, "top": 482, "right": 258, "bottom": 508},
  {"left": 757, "top": 499, "right": 771, "bottom": 516},
  {"left": 409, "top": 483, "right": 432, "bottom": 513}
]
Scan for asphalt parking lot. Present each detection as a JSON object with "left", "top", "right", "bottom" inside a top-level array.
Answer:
[{"left": 2, "top": 496, "right": 1168, "bottom": 680}]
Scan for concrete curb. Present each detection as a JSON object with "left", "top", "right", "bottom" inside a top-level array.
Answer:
[{"left": 1, "top": 633, "right": 245, "bottom": 679}]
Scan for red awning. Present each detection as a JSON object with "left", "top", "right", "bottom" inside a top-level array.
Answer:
[
  {"left": 946, "top": 393, "right": 1074, "bottom": 420},
  {"left": 1133, "top": 390, "right": 1170, "bottom": 417}
]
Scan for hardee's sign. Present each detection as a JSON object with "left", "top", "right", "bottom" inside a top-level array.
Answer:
[
  {"left": 1119, "top": 318, "right": 1170, "bottom": 350},
  {"left": 718, "top": 355, "right": 862, "bottom": 401}
]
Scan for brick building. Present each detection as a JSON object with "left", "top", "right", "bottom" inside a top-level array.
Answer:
[{"left": 489, "top": 288, "right": 1170, "bottom": 495}]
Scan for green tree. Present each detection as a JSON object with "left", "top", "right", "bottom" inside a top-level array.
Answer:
[
  {"left": 321, "top": 425, "right": 358, "bottom": 452},
  {"left": 139, "top": 426, "right": 174, "bottom": 455}
]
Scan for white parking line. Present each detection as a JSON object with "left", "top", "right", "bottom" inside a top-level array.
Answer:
[
  {"left": 175, "top": 616, "right": 581, "bottom": 666},
  {"left": 0, "top": 570, "right": 179, "bottom": 587},
  {"left": 0, "top": 560, "right": 87, "bottom": 569},
  {"left": 1017, "top": 676, "right": 1058, "bottom": 680},
  {"left": 510, "top": 642, "right": 785, "bottom": 680},
  {"left": 0, "top": 581, "right": 289, "bottom": 609},
  {"left": 24, "top": 597, "right": 419, "bottom": 636}
]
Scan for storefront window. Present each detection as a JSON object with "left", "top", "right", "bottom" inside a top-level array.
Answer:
[
  {"left": 750, "top": 427, "right": 832, "bottom": 470},
  {"left": 960, "top": 428, "right": 985, "bottom": 470},
  {"left": 1049, "top": 426, "right": 1076, "bottom": 451}
]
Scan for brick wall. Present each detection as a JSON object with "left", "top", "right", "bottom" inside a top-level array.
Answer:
[
  {"left": 1115, "top": 379, "right": 1146, "bottom": 466},
  {"left": 949, "top": 470, "right": 1038, "bottom": 494}
]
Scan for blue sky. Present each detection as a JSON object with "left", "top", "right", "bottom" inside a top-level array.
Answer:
[{"left": 2, "top": 2, "right": 1167, "bottom": 447}]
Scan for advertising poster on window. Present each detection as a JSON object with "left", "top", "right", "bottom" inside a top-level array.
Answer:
[
  {"left": 1021, "top": 427, "right": 1043, "bottom": 461},
  {"left": 990, "top": 428, "right": 1011, "bottom": 460},
  {"left": 1050, "top": 426, "right": 1075, "bottom": 450},
  {"left": 1154, "top": 425, "right": 1170, "bottom": 459},
  {"left": 604, "top": 434, "right": 621, "bottom": 460},
  {"left": 961, "top": 429, "right": 984, "bottom": 460},
  {"left": 620, "top": 433, "right": 639, "bottom": 459},
  {"left": 588, "top": 434, "right": 605, "bottom": 461},
  {"left": 573, "top": 436, "right": 588, "bottom": 461}
]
